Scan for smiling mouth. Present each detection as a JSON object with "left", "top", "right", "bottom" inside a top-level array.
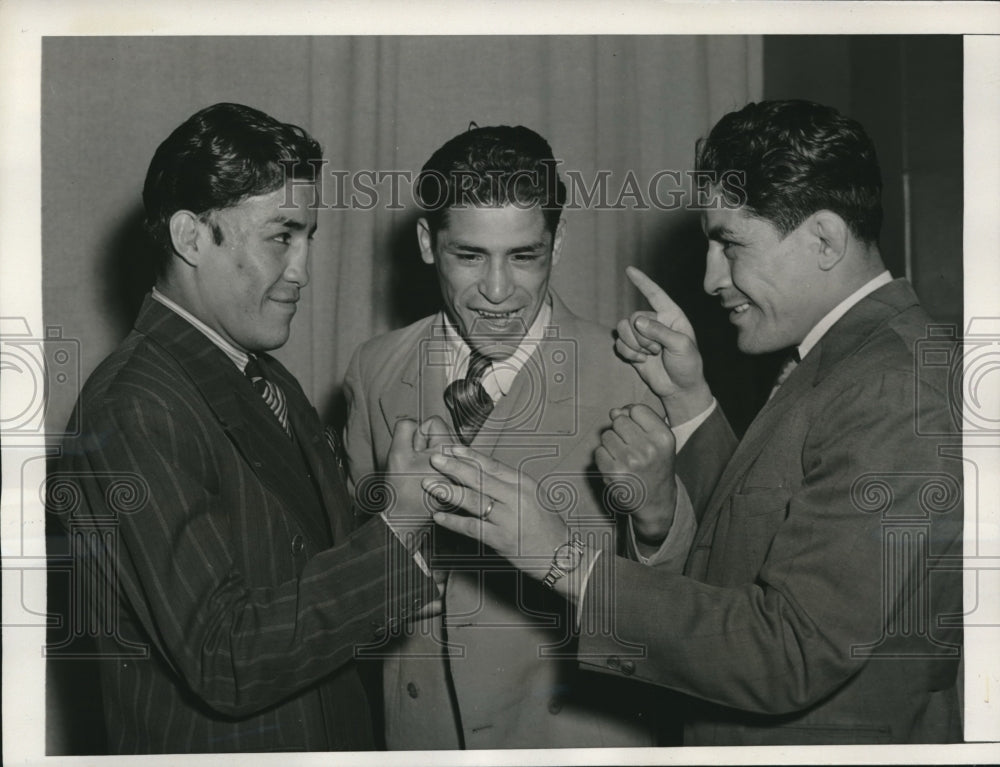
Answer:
[
  {"left": 473, "top": 309, "right": 521, "bottom": 319},
  {"left": 722, "top": 300, "right": 752, "bottom": 321},
  {"left": 468, "top": 309, "right": 528, "bottom": 338}
]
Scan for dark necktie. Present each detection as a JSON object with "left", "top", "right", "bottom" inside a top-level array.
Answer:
[
  {"left": 444, "top": 349, "right": 495, "bottom": 445},
  {"left": 768, "top": 349, "right": 801, "bottom": 401},
  {"left": 244, "top": 355, "right": 291, "bottom": 437}
]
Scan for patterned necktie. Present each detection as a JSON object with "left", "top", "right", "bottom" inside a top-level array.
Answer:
[
  {"left": 768, "top": 349, "right": 801, "bottom": 401},
  {"left": 244, "top": 355, "right": 291, "bottom": 437},
  {"left": 444, "top": 349, "right": 495, "bottom": 445}
]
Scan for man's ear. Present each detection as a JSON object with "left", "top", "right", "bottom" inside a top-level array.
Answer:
[
  {"left": 168, "top": 210, "right": 207, "bottom": 268},
  {"left": 417, "top": 217, "right": 435, "bottom": 265},
  {"left": 811, "top": 210, "right": 849, "bottom": 271},
  {"left": 551, "top": 218, "right": 566, "bottom": 267}
]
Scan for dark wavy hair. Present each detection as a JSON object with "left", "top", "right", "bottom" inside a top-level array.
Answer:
[
  {"left": 415, "top": 124, "right": 566, "bottom": 238},
  {"left": 142, "top": 102, "right": 323, "bottom": 277},
  {"left": 696, "top": 100, "right": 883, "bottom": 244}
]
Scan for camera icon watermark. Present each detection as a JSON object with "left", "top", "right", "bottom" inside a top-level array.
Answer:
[
  {"left": 0, "top": 317, "right": 81, "bottom": 438},
  {"left": 418, "top": 323, "right": 579, "bottom": 438},
  {"left": 915, "top": 319, "right": 1000, "bottom": 436}
]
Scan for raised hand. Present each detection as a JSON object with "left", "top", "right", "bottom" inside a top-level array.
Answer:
[
  {"left": 594, "top": 404, "right": 678, "bottom": 545},
  {"left": 616, "top": 266, "right": 713, "bottom": 424}
]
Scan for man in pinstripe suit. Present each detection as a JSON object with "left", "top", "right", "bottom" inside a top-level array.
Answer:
[{"left": 55, "top": 103, "right": 437, "bottom": 753}]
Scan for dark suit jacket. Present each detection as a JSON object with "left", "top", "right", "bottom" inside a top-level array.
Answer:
[
  {"left": 53, "top": 296, "right": 434, "bottom": 753},
  {"left": 577, "top": 279, "right": 964, "bottom": 745},
  {"left": 343, "top": 293, "right": 689, "bottom": 749}
]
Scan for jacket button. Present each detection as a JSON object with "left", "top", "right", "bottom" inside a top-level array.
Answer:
[
  {"left": 547, "top": 697, "right": 562, "bottom": 715},
  {"left": 606, "top": 655, "right": 621, "bottom": 670},
  {"left": 291, "top": 534, "right": 305, "bottom": 554},
  {"left": 621, "top": 659, "right": 636, "bottom": 676},
  {"left": 407, "top": 682, "right": 419, "bottom": 699},
  {"left": 373, "top": 625, "right": 386, "bottom": 639}
]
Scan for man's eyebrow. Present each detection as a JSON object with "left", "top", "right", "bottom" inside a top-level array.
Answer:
[
  {"left": 448, "top": 242, "right": 489, "bottom": 254},
  {"left": 507, "top": 241, "right": 548, "bottom": 253},
  {"left": 447, "top": 240, "right": 549, "bottom": 254},
  {"left": 267, "top": 215, "right": 311, "bottom": 231},
  {"left": 705, "top": 224, "right": 739, "bottom": 240}
]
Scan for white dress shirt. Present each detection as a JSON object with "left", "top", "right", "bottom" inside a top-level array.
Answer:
[{"left": 152, "top": 287, "right": 252, "bottom": 372}]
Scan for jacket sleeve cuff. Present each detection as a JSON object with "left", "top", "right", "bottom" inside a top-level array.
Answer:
[{"left": 626, "top": 478, "right": 696, "bottom": 570}]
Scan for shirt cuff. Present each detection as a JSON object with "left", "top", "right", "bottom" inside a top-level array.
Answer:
[
  {"left": 379, "top": 511, "right": 433, "bottom": 578},
  {"left": 574, "top": 548, "right": 603, "bottom": 631},
  {"left": 626, "top": 477, "right": 696, "bottom": 569},
  {"left": 670, "top": 398, "right": 717, "bottom": 452}
]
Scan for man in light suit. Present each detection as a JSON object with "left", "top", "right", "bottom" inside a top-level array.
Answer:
[
  {"left": 53, "top": 103, "right": 437, "bottom": 753},
  {"left": 343, "top": 125, "right": 694, "bottom": 749},
  {"left": 431, "top": 101, "right": 964, "bottom": 744}
]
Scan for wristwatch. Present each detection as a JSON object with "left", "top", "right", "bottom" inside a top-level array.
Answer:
[{"left": 542, "top": 534, "right": 586, "bottom": 590}]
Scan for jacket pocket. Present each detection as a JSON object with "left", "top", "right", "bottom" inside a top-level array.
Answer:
[{"left": 731, "top": 488, "right": 791, "bottom": 517}]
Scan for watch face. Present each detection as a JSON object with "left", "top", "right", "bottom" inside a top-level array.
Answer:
[{"left": 553, "top": 542, "right": 583, "bottom": 572}]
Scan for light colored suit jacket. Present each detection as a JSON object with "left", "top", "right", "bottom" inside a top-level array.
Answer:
[
  {"left": 577, "top": 279, "right": 964, "bottom": 745},
  {"left": 344, "top": 293, "right": 689, "bottom": 749}
]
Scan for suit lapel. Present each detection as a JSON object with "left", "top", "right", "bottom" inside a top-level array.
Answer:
[
  {"left": 470, "top": 369, "right": 528, "bottom": 455},
  {"left": 268, "top": 362, "right": 349, "bottom": 544},
  {"left": 379, "top": 318, "right": 452, "bottom": 434},
  {"left": 696, "top": 349, "right": 819, "bottom": 541},
  {"left": 472, "top": 296, "right": 580, "bottom": 466},
  {"left": 137, "top": 296, "right": 331, "bottom": 546}
]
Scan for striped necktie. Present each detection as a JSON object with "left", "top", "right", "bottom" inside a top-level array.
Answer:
[
  {"left": 245, "top": 355, "right": 291, "bottom": 437},
  {"left": 444, "top": 349, "right": 495, "bottom": 445}
]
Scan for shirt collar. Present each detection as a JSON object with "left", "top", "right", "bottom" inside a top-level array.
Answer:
[
  {"left": 152, "top": 287, "right": 251, "bottom": 372},
  {"left": 442, "top": 300, "right": 553, "bottom": 402},
  {"left": 798, "top": 271, "right": 892, "bottom": 360}
]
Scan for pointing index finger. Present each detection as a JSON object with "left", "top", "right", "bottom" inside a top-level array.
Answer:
[{"left": 625, "top": 266, "right": 681, "bottom": 316}]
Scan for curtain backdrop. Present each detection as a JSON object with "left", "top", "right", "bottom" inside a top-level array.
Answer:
[{"left": 42, "top": 36, "right": 762, "bottom": 432}]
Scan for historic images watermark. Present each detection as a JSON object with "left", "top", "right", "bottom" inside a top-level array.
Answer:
[{"left": 280, "top": 161, "right": 748, "bottom": 212}]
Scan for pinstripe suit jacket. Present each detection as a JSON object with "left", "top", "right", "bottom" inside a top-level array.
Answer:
[
  {"left": 55, "top": 296, "right": 434, "bottom": 753},
  {"left": 577, "top": 280, "right": 964, "bottom": 744}
]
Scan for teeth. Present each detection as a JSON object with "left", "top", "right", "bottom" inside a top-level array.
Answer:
[
  {"left": 477, "top": 310, "right": 516, "bottom": 318},
  {"left": 732, "top": 304, "right": 750, "bottom": 314}
]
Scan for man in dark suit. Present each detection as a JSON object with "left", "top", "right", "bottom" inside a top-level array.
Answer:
[
  {"left": 343, "top": 125, "right": 693, "bottom": 749},
  {"left": 53, "top": 103, "right": 437, "bottom": 753},
  {"left": 429, "top": 100, "right": 964, "bottom": 744}
]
